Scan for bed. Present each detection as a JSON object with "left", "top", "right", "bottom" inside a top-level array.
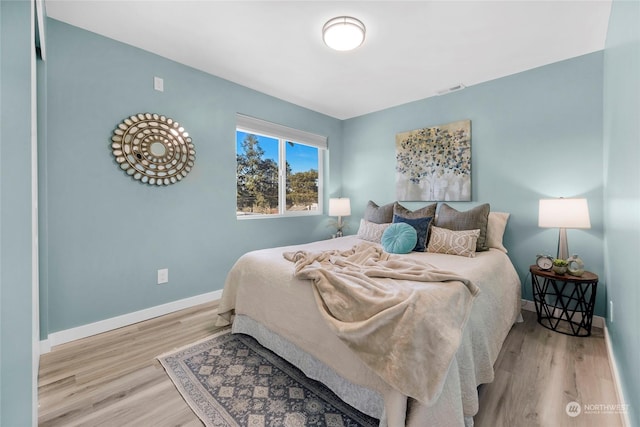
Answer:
[{"left": 216, "top": 206, "right": 521, "bottom": 427}]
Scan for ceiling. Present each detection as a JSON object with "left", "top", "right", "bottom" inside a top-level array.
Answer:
[{"left": 45, "top": 1, "right": 612, "bottom": 120}]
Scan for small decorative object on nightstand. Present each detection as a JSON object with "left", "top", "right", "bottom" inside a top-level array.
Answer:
[
  {"left": 530, "top": 265, "right": 598, "bottom": 337},
  {"left": 535, "top": 254, "right": 554, "bottom": 271},
  {"left": 552, "top": 258, "right": 568, "bottom": 275},
  {"left": 567, "top": 254, "right": 585, "bottom": 276}
]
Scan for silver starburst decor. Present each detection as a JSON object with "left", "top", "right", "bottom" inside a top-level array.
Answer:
[{"left": 111, "top": 113, "right": 195, "bottom": 186}]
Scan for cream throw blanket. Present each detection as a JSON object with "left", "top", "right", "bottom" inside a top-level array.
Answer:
[{"left": 283, "top": 242, "right": 480, "bottom": 406}]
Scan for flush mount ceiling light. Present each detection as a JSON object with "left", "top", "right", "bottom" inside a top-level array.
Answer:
[{"left": 322, "top": 16, "right": 366, "bottom": 51}]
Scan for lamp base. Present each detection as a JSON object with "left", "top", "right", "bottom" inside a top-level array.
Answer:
[
  {"left": 335, "top": 216, "right": 344, "bottom": 238},
  {"left": 557, "top": 228, "right": 569, "bottom": 260}
]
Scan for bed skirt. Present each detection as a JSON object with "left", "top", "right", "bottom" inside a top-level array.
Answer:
[
  {"left": 232, "top": 314, "right": 476, "bottom": 427},
  {"left": 233, "top": 314, "right": 385, "bottom": 419}
]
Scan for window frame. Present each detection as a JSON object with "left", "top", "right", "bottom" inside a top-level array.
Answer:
[{"left": 236, "top": 114, "right": 326, "bottom": 220}]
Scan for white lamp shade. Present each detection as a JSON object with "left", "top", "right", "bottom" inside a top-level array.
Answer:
[
  {"left": 328, "top": 198, "right": 351, "bottom": 217},
  {"left": 322, "top": 16, "right": 365, "bottom": 51},
  {"left": 538, "top": 198, "right": 591, "bottom": 229}
]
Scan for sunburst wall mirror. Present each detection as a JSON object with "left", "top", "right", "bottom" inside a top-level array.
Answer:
[{"left": 111, "top": 113, "right": 196, "bottom": 186}]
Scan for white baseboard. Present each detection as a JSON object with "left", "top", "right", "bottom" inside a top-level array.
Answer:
[
  {"left": 40, "top": 290, "right": 222, "bottom": 354},
  {"left": 604, "top": 323, "right": 631, "bottom": 427},
  {"left": 520, "top": 298, "right": 604, "bottom": 329},
  {"left": 40, "top": 339, "right": 51, "bottom": 354},
  {"left": 521, "top": 298, "right": 536, "bottom": 313}
]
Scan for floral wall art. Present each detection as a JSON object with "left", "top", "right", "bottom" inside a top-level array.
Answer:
[{"left": 395, "top": 120, "right": 471, "bottom": 201}]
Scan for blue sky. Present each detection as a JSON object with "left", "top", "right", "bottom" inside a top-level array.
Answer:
[{"left": 236, "top": 131, "right": 318, "bottom": 173}]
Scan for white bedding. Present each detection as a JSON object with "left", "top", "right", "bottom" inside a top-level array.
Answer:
[{"left": 217, "top": 235, "right": 522, "bottom": 426}]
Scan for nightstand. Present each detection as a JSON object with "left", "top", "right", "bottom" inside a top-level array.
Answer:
[{"left": 530, "top": 265, "right": 598, "bottom": 337}]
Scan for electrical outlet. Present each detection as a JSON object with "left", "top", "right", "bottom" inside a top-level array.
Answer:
[
  {"left": 609, "top": 300, "right": 614, "bottom": 323},
  {"left": 157, "top": 268, "right": 168, "bottom": 284}
]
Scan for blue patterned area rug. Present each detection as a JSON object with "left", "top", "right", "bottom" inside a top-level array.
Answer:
[{"left": 158, "top": 329, "right": 378, "bottom": 427}]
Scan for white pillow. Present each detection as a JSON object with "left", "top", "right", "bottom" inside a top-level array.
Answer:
[
  {"left": 356, "top": 219, "right": 391, "bottom": 243},
  {"left": 427, "top": 226, "right": 480, "bottom": 258},
  {"left": 486, "top": 212, "right": 510, "bottom": 253}
]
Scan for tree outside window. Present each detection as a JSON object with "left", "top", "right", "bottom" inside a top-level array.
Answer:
[{"left": 236, "top": 130, "right": 321, "bottom": 217}]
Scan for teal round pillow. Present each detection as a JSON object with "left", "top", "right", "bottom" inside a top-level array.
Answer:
[{"left": 381, "top": 223, "right": 418, "bottom": 254}]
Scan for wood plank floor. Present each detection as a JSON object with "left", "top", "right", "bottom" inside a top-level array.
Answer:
[{"left": 38, "top": 303, "right": 623, "bottom": 427}]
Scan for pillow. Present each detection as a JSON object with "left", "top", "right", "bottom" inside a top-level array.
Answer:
[
  {"left": 393, "top": 214, "right": 432, "bottom": 252},
  {"left": 427, "top": 226, "right": 480, "bottom": 258},
  {"left": 365, "top": 201, "right": 395, "bottom": 224},
  {"left": 381, "top": 223, "right": 418, "bottom": 254},
  {"left": 393, "top": 202, "right": 437, "bottom": 220},
  {"left": 356, "top": 219, "right": 391, "bottom": 243},
  {"left": 486, "top": 212, "right": 510, "bottom": 253},
  {"left": 434, "top": 203, "right": 490, "bottom": 251}
]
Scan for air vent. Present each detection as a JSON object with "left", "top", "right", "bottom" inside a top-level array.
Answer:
[{"left": 436, "top": 83, "right": 466, "bottom": 96}]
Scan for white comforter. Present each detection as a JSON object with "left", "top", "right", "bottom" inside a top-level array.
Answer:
[{"left": 217, "top": 236, "right": 521, "bottom": 427}]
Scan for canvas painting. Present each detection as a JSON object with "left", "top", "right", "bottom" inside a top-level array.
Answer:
[{"left": 395, "top": 120, "right": 471, "bottom": 201}]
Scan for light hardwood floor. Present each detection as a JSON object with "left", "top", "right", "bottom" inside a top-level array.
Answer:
[{"left": 38, "top": 303, "right": 623, "bottom": 427}]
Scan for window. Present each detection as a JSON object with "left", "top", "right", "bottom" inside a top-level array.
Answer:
[{"left": 236, "top": 114, "right": 326, "bottom": 218}]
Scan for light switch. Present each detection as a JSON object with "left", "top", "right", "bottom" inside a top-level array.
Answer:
[{"left": 154, "top": 76, "right": 164, "bottom": 92}]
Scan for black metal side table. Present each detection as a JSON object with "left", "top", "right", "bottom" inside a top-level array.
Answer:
[{"left": 530, "top": 265, "right": 598, "bottom": 337}]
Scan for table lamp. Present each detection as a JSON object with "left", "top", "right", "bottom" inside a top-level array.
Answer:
[
  {"left": 538, "top": 198, "right": 591, "bottom": 259},
  {"left": 328, "top": 198, "right": 351, "bottom": 237}
]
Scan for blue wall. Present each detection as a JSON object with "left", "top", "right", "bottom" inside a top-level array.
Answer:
[
  {"left": 42, "top": 20, "right": 344, "bottom": 336},
  {"left": 0, "top": 0, "right": 36, "bottom": 425},
  {"left": 342, "top": 52, "right": 606, "bottom": 316},
  {"left": 603, "top": 0, "right": 640, "bottom": 424}
]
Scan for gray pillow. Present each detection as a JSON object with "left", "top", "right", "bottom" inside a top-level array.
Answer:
[
  {"left": 435, "top": 203, "right": 491, "bottom": 251},
  {"left": 364, "top": 200, "right": 395, "bottom": 224},
  {"left": 394, "top": 202, "right": 437, "bottom": 220}
]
